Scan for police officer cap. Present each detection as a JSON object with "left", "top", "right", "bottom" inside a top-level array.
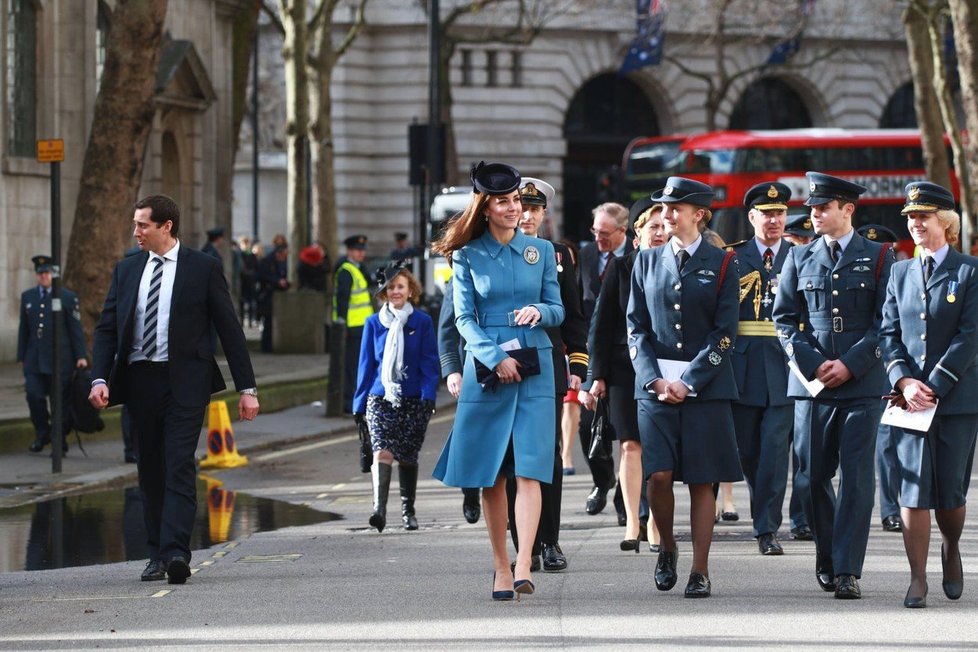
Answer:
[
  {"left": 394, "top": 232, "right": 408, "bottom": 241},
  {"left": 650, "top": 176, "right": 714, "bottom": 208},
  {"left": 901, "top": 181, "right": 955, "bottom": 214},
  {"left": 343, "top": 234, "right": 368, "bottom": 250},
  {"left": 629, "top": 196, "right": 657, "bottom": 226},
  {"left": 804, "top": 172, "right": 867, "bottom": 206},
  {"left": 857, "top": 224, "right": 899, "bottom": 243},
  {"left": 744, "top": 182, "right": 791, "bottom": 211},
  {"left": 784, "top": 212, "right": 815, "bottom": 238},
  {"left": 471, "top": 161, "right": 521, "bottom": 195},
  {"left": 31, "top": 255, "right": 53, "bottom": 273},
  {"left": 373, "top": 258, "right": 409, "bottom": 296},
  {"left": 206, "top": 226, "right": 224, "bottom": 239},
  {"left": 519, "top": 177, "right": 555, "bottom": 208}
]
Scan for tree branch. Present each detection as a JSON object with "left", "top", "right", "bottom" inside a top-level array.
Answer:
[
  {"left": 261, "top": 0, "right": 285, "bottom": 34},
  {"left": 336, "top": 0, "right": 369, "bottom": 59}
]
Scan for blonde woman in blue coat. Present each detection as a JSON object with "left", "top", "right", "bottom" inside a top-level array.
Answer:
[{"left": 433, "top": 162, "right": 565, "bottom": 601}]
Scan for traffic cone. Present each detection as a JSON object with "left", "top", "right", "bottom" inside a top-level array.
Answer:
[
  {"left": 199, "top": 400, "right": 248, "bottom": 469},
  {"left": 204, "top": 475, "right": 236, "bottom": 543}
]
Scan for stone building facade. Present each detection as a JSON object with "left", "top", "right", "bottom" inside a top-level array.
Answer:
[
  {"left": 234, "top": 0, "right": 912, "bottom": 255},
  {"left": 0, "top": 0, "right": 246, "bottom": 359}
]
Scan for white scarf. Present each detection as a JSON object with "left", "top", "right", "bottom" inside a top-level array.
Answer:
[{"left": 378, "top": 301, "right": 414, "bottom": 406}]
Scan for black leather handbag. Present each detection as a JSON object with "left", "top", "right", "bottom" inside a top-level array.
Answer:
[
  {"left": 474, "top": 347, "right": 541, "bottom": 392},
  {"left": 355, "top": 414, "right": 372, "bottom": 473},
  {"left": 588, "top": 398, "right": 614, "bottom": 463}
]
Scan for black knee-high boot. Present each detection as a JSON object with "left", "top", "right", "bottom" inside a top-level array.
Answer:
[
  {"left": 399, "top": 464, "right": 419, "bottom": 530},
  {"left": 369, "top": 462, "right": 392, "bottom": 532}
]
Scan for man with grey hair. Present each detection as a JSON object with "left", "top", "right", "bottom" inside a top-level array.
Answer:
[{"left": 578, "top": 202, "right": 631, "bottom": 515}]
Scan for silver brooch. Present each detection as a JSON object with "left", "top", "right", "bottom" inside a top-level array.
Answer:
[{"left": 524, "top": 246, "right": 540, "bottom": 265}]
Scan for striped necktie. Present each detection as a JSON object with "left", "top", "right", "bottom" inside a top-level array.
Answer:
[{"left": 142, "top": 257, "right": 164, "bottom": 359}]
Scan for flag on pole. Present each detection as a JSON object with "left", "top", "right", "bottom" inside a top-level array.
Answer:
[
  {"left": 619, "top": 0, "right": 668, "bottom": 75},
  {"left": 767, "top": 0, "right": 815, "bottom": 65}
]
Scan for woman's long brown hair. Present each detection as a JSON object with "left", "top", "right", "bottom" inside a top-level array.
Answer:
[{"left": 432, "top": 191, "right": 491, "bottom": 258}]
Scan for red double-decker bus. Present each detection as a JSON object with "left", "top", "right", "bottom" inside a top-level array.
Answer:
[{"left": 622, "top": 129, "right": 959, "bottom": 247}]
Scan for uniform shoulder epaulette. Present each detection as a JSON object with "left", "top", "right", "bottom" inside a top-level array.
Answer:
[{"left": 725, "top": 240, "right": 750, "bottom": 251}]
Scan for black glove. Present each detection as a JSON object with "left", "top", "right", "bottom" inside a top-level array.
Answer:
[{"left": 422, "top": 399, "right": 435, "bottom": 415}]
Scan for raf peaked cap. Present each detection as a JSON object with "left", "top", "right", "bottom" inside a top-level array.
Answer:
[
  {"left": 784, "top": 212, "right": 815, "bottom": 238},
  {"left": 31, "top": 255, "right": 53, "bottom": 273},
  {"left": 206, "top": 226, "right": 225, "bottom": 238},
  {"left": 901, "top": 181, "right": 955, "bottom": 214},
  {"left": 471, "top": 161, "right": 521, "bottom": 195},
  {"left": 519, "top": 176, "right": 555, "bottom": 207},
  {"left": 804, "top": 172, "right": 867, "bottom": 206},
  {"left": 744, "top": 181, "right": 791, "bottom": 211},
  {"left": 343, "top": 234, "right": 368, "bottom": 250},
  {"left": 394, "top": 232, "right": 408, "bottom": 241},
  {"left": 629, "top": 196, "right": 657, "bottom": 226},
  {"left": 857, "top": 224, "right": 899, "bottom": 243},
  {"left": 651, "top": 176, "right": 714, "bottom": 208}
]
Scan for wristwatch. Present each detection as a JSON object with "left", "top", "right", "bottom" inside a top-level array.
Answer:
[{"left": 240, "top": 387, "right": 258, "bottom": 397}]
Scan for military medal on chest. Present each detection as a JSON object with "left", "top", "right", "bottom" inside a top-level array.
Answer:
[
  {"left": 555, "top": 251, "right": 563, "bottom": 273},
  {"left": 947, "top": 280, "right": 959, "bottom": 304}
]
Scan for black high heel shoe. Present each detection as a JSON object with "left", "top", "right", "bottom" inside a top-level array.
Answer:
[
  {"left": 904, "top": 584, "right": 927, "bottom": 609},
  {"left": 942, "top": 543, "right": 964, "bottom": 600},
  {"left": 620, "top": 539, "right": 640, "bottom": 553},
  {"left": 514, "top": 578, "right": 535, "bottom": 600},
  {"left": 492, "top": 572, "right": 514, "bottom": 602}
]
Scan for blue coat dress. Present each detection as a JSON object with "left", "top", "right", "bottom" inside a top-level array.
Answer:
[
  {"left": 879, "top": 247, "right": 978, "bottom": 509},
  {"left": 433, "top": 230, "right": 565, "bottom": 487}
]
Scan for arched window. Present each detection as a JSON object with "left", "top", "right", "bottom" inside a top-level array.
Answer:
[
  {"left": 5, "top": 0, "right": 37, "bottom": 156},
  {"left": 879, "top": 82, "right": 916, "bottom": 128},
  {"left": 728, "top": 77, "right": 813, "bottom": 130}
]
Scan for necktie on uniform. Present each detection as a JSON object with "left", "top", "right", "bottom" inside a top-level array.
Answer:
[
  {"left": 923, "top": 255, "right": 935, "bottom": 284},
  {"left": 142, "top": 257, "right": 164, "bottom": 359},
  {"left": 677, "top": 249, "right": 690, "bottom": 272},
  {"left": 763, "top": 248, "right": 774, "bottom": 273},
  {"left": 829, "top": 240, "right": 841, "bottom": 264}
]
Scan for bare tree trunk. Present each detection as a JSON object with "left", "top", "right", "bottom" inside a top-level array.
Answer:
[
  {"left": 231, "top": 0, "right": 262, "bottom": 159},
  {"left": 310, "top": 50, "right": 338, "bottom": 260},
  {"left": 905, "top": 3, "right": 953, "bottom": 189},
  {"left": 278, "top": 0, "right": 310, "bottom": 280},
  {"left": 950, "top": 0, "right": 978, "bottom": 245},
  {"left": 63, "top": 0, "right": 168, "bottom": 339},
  {"left": 927, "top": 9, "right": 975, "bottom": 247}
]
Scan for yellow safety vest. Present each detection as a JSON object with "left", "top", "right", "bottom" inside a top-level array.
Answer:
[{"left": 333, "top": 261, "right": 373, "bottom": 326}]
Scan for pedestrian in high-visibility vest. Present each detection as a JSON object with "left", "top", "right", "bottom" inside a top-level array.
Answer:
[{"left": 334, "top": 235, "right": 374, "bottom": 413}]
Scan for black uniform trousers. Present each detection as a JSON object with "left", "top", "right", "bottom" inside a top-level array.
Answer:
[
  {"left": 508, "top": 398, "right": 563, "bottom": 553},
  {"left": 127, "top": 363, "right": 209, "bottom": 564},
  {"left": 794, "top": 397, "right": 881, "bottom": 577},
  {"left": 343, "top": 326, "right": 363, "bottom": 413},
  {"left": 732, "top": 402, "right": 793, "bottom": 537},
  {"left": 25, "top": 371, "right": 73, "bottom": 442}
]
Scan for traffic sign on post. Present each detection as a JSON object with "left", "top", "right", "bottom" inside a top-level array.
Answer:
[{"left": 36, "top": 139, "right": 65, "bottom": 163}]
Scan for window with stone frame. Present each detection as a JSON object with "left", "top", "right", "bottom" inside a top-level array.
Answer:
[
  {"left": 486, "top": 50, "right": 497, "bottom": 87},
  {"left": 460, "top": 48, "right": 473, "bottom": 87},
  {"left": 5, "top": 0, "right": 37, "bottom": 157},
  {"left": 509, "top": 50, "right": 522, "bottom": 88}
]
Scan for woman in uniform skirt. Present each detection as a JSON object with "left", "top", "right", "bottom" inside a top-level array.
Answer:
[
  {"left": 626, "top": 176, "right": 742, "bottom": 598},
  {"left": 879, "top": 182, "right": 978, "bottom": 608},
  {"left": 353, "top": 262, "right": 439, "bottom": 532},
  {"left": 432, "top": 162, "right": 565, "bottom": 601}
]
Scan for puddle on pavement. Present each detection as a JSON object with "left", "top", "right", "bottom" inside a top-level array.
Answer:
[{"left": 0, "top": 479, "right": 341, "bottom": 573}]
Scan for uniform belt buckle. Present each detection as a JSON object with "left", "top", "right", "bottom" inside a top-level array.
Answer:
[{"left": 832, "top": 316, "right": 843, "bottom": 333}]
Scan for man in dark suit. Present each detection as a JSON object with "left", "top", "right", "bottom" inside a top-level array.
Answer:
[
  {"left": 18, "top": 255, "right": 88, "bottom": 453},
  {"left": 507, "top": 177, "right": 589, "bottom": 572},
  {"left": 89, "top": 195, "right": 259, "bottom": 585},
  {"left": 577, "top": 201, "right": 632, "bottom": 515},
  {"left": 727, "top": 182, "right": 795, "bottom": 556},
  {"left": 201, "top": 226, "right": 224, "bottom": 262},
  {"left": 257, "top": 244, "right": 290, "bottom": 352},
  {"left": 773, "top": 173, "right": 894, "bottom": 600}
]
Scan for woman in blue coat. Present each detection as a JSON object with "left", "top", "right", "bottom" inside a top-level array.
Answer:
[
  {"left": 432, "top": 162, "right": 564, "bottom": 601},
  {"left": 354, "top": 262, "right": 439, "bottom": 533},
  {"left": 879, "top": 182, "right": 978, "bottom": 608},
  {"left": 627, "top": 177, "right": 742, "bottom": 599}
]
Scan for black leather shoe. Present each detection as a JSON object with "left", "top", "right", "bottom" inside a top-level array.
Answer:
[
  {"left": 942, "top": 543, "right": 964, "bottom": 600},
  {"left": 510, "top": 555, "right": 541, "bottom": 575},
  {"left": 816, "top": 555, "right": 836, "bottom": 592},
  {"left": 166, "top": 558, "right": 192, "bottom": 585},
  {"left": 757, "top": 533, "right": 784, "bottom": 556},
  {"left": 541, "top": 543, "right": 567, "bottom": 572},
  {"left": 790, "top": 524, "right": 814, "bottom": 541},
  {"left": 684, "top": 572, "right": 711, "bottom": 598},
  {"left": 834, "top": 574, "right": 861, "bottom": 599},
  {"left": 904, "top": 585, "right": 927, "bottom": 608},
  {"left": 125, "top": 453, "right": 138, "bottom": 464},
  {"left": 28, "top": 439, "right": 46, "bottom": 453},
  {"left": 654, "top": 549, "right": 678, "bottom": 591},
  {"left": 462, "top": 494, "right": 480, "bottom": 524},
  {"left": 585, "top": 487, "right": 608, "bottom": 515},
  {"left": 881, "top": 515, "right": 903, "bottom": 532},
  {"left": 616, "top": 510, "right": 627, "bottom": 526},
  {"left": 140, "top": 559, "right": 166, "bottom": 582}
]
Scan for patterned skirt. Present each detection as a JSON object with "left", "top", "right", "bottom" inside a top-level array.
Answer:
[{"left": 365, "top": 394, "right": 432, "bottom": 464}]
